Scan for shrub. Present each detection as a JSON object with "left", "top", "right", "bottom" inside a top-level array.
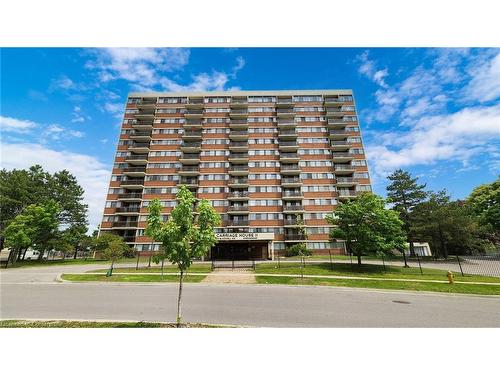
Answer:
[{"left": 285, "top": 243, "right": 312, "bottom": 257}]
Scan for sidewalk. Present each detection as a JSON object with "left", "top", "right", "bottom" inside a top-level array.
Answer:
[{"left": 75, "top": 271, "right": 500, "bottom": 286}]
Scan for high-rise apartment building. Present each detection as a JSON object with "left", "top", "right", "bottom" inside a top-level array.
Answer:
[{"left": 100, "top": 90, "right": 372, "bottom": 260}]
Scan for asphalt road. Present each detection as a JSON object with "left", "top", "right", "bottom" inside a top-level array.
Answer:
[{"left": 1, "top": 265, "right": 499, "bottom": 327}]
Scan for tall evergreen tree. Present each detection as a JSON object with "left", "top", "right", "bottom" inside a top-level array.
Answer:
[{"left": 386, "top": 169, "right": 427, "bottom": 258}]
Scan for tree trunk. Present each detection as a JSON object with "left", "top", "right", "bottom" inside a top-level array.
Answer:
[
  {"left": 408, "top": 239, "right": 416, "bottom": 258},
  {"left": 357, "top": 254, "right": 362, "bottom": 267},
  {"left": 109, "top": 260, "right": 115, "bottom": 276},
  {"left": 73, "top": 245, "right": 78, "bottom": 259},
  {"left": 37, "top": 250, "right": 44, "bottom": 261},
  {"left": 22, "top": 249, "right": 27, "bottom": 260},
  {"left": 17, "top": 249, "right": 23, "bottom": 261},
  {"left": 176, "top": 270, "right": 184, "bottom": 328},
  {"left": 161, "top": 259, "right": 164, "bottom": 279}
]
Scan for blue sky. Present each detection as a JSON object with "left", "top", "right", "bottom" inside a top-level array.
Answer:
[{"left": 1, "top": 47, "right": 499, "bottom": 230}]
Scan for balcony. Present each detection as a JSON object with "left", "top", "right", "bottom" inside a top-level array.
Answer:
[
  {"left": 276, "top": 108, "right": 295, "bottom": 118},
  {"left": 185, "top": 109, "right": 204, "bottom": 118},
  {"left": 129, "top": 131, "right": 152, "bottom": 140},
  {"left": 338, "top": 190, "right": 358, "bottom": 200},
  {"left": 125, "top": 154, "right": 148, "bottom": 165},
  {"left": 179, "top": 154, "right": 200, "bottom": 164},
  {"left": 178, "top": 166, "right": 200, "bottom": 176},
  {"left": 282, "top": 192, "right": 303, "bottom": 201},
  {"left": 134, "top": 109, "right": 155, "bottom": 120},
  {"left": 180, "top": 142, "right": 201, "bottom": 152},
  {"left": 119, "top": 179, "right": 144, "bottom": 189},
  {"left": 329, "top": 130, "right": 350, "bottom": 140},
  {"left": 327, "top": 118, "right": 348, "bottom": 128},
  {"left": 229, "top": 141, "right": 248, "bottom": 151},
  {"left": 332, "top": 152, "right": 355, "bottom": 162},
  {"left": 228, "top": 165, "right": 249, "bottom": 176},
  {"left": 336, "top": 177, "right": 358, "bottom": 187},
  {"left": 228, "top": 178, "right": 249, "bottom": 187},
  {"left": 136, "top": 98, "right": 157, "bottom": 110},
  {"left": 227, "top": 205, "right": 249, "bottom": 213},
  {"left": 285, "top": 234, "right": 305, "bottom": 241},
  {"left": 185, "top": 119, "right": 203, "bottom": 127},
  {"left": 325, "top": 108, "right": 344, "bottom": 117},
  {"left": 334, "top": 164, "right": 356, "bottom": 175},
  {"left": 131, "top": 120, "right": 154, "bottom": 130},
  {"left": 229, "top": 130, "right": 248, "bottom": 140},
  {"left": 280, "top": 164, "right": 301, "bottom": 175},
  {"left": 277, "top": 119, "right": 296, "bottom": 128},
  {"left": 117, "top": 193, "right": 143, "bottom": 201},
  {"left": 281, "top": 177, "right": 302, "bottom": 187},
  {"left": 278, "top": 130, "right": 298, "bottom": 138},
  {"left": 227, "top": 220, "right": 249, "bottom": 227},
  {"left": 228, "top": 191, "right": 249, "bottom": 200},
  {"left": 185, "top": 98, "right": 204, "bottom": 108},
  {"left": 324, "top": 96, "right": 353, "bottom": 106},
  {"left": 179, "top": 178, "right": 199, "bottom": 187},
  {"left": 123, "top": 167, "right": 146, "bottom": 177},
  {"left": 228, "top": 153, "right": 249, "bottom": 163},
  {"left": 230, "top": 98, "right": 248, "bottom": 108},
  {"left": 122, "top": 236, "right": 136, "bottom": 243},
  {"left": 283, "top": 219, "right": 302, "bottom": 226},
  {"left": 182, "top": 131, "right": 202, "bottom": 139},
  {"left": 229, "top": 119, "right": 248, "bottom": 129},
  {"left": 115, "top": 206, "right": 141, "bottom": 215},
  {"left": 280, "top": 152, "right": 300, "bottom": 162},
  {"left": 230, "top": 109, "right": 249, "bottom": 118},
  {"left": 330, "top": 140, "right": 351, "bottom": 150},
  {"left": 276, "top": 98, "right": 293, "bottom": 107},
  {"left": 283, "top": 205, "right": 304, "bottom": 212},
  {"left": 128, "top": 142, "right": 150, "bottom": 153},
  {"left": 112, "top": 221, "right": 139, "bottom": 229},
  {"left": 278, "top": 141, "right": 299, "bottom": 151}
]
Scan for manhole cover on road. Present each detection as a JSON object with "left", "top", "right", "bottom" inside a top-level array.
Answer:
[{"left": 392, "top": 300, "right": 411, "bottom": 305}]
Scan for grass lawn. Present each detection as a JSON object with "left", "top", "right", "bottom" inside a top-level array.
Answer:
[
  {"left": 61, "top": 273, "right": 206, "bottom": 283},
  {"left": 256, "top": 262, "right": 500, "bottom": 283},
  {"left": 87, "top": 264, "right": 212, "bottom": 274},
  {"left": 255, "top": 275, "right": 500, "bottom": 295},
  {"left": 0, "top": 320, "right": 229, "bottom": 328}
]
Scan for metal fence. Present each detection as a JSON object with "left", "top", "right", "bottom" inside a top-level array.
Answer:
[{"left": 211, "top": 259, "right": 256, "bottom": 271}]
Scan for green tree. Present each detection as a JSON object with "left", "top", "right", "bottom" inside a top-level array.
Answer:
[
  {"left": 0, "top": 165, "right": 88, "bottom": 248},
  {"left": 326, "top": 193, "right": 407, "bottom": 266},
  {"left": 412, "top": 190, "right": 488, "bottom": 257},
  {"left": 466, "top": 177, "right": 500, "bottom": 245},
  {"left": 102, "top": 238, "right": 128, "bottom": 276},
  {"left": 386, "top": 169, "right": 427, "bottom": 259},
  {"left": 3, "top": 201, "right": 61, "bottom": 261},
  {"left": 3, "top": 218, "right": 32, "bottom": 265},
  {"left": 147, "top": 186, "right": 221, "bottom": 327},
  {"left": 145, "top": 198, "right": 163, "bottom": 267}
]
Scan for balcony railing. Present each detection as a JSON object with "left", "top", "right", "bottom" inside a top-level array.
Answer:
[
  {"left": 112, "top": 221, "right": 138, "bottom": 228},
  {"left": 229, "top": 142, "right": 248, "bottom": 148},
  {"left": 285, "top": 234, "right": 305, "bottom": 241},
  {"left": 227, "top": 205, "right": 249, "bottom": 212},
  {"left": 122, "top": 236, "right": 136, "bottom": 242},
  {"left": 126, "top": 155, "right": 148, "bottom": 160},
  {"left": 283, "top": 219, "right": 301, "bottom": 226},
  {"left": 279, "top": 141, "right": 298, "bottom": 147},
  {"left": 228, "top": 191, "right": 249, "bottom": 198},
  {"left": 280, "top": 153, "right": 299, "bottom": 159},
  {"left": 129, "top": 142, "right": 150, "bottom": 148},
  {"left": 281, "top": 164, "right": 300, "bottom": 171},
  {"left": 331, "top": 141, "right": 350, "bottom": 146},
  {"left": 230, "top": 119, "right": 248, "bottom": 125},
  {"left": 332, "top": 152, "right": 354, "bottom": 158},
  {"left": 186, "top": 109, "right": 203, "bottom": 115},
  {"left": 283, "top": 205, "right": 304, "bottom": 211},
  {"left": 229, "top": 166, "right": 249, "bottom": 171},
  {"left": 119, "top": 179, "right": 144, "bottom": 186},
  {"left": 334, "top": 164, "right": 355, "bottom": 171},
  {"left": 123, "top": 167, "right": 146, "bottom": 173},
  {"left": 230, "top": 131, "right": 248, "bottom": 136},
  {"left": 181, "top": 142, "right": 202, "bottom": 148},
  {"left": 231, "top": 98, "right": 248, "bottom": 105},
  {"left": 279, "top": 130, "right": 298, "bottom": 135},
  {"left": 229, "top": 178, "right": 248, "bottom": 185},
  {"left": 118, "top": 193, "right": 143, "bottom": 199},
  {"left": 115, "top": 207, "right": 141, "bottom": 213},
  {"left": 277, "top": 108, "right": 295, "bottom": 114},
  {"left": 180, "top": 179, "right": 199, "bottom": 185},
  {"left": 130, "top": 131, "right": 152, "bottom": 137},
  {"left": 180, "top": 154, "right": 200, "bottom": 159},
  {"left": 282, "top": 191, "right": 303, "bottom": 197},
  {"left": 180, "top": 166, "right": 199, "bottom": 172},
  {"left": 336, "top": 177, "right": 357, "bottom": 183},
  {"left": 183, "top": 131, "right": 202, "bottom": 137},
  {"left": 277, "top": 98, "right": 293, "bottom": 105},
  {"left": 282, "top": 177, "right": 301, "bottom": 184},
  {"left": 187, "top": 98, "right": 204, "bottom": 105},
  {"left": 228, "top": 220, "right": 249, "bottom": 226},
  {"left": 229, "top": 153, "right": 248, "bottom": 159},
  {"left": 231, "top": 109, "right": 249, "bottom": 115}
]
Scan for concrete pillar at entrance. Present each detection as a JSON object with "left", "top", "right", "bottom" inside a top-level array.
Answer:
[{"left": 268, "top": 241, "right": 274, "bottom": 260}]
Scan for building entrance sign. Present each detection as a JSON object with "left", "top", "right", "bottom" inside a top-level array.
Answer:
[{"left": 215, "top": 232, "right": 274, "bottom": 241}]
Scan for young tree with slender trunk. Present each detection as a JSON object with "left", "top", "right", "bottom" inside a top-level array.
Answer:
[
  {"left": 326, "top": 193, "right": 407, "bottom": 266},
  {"left": 146, "top": 186, "right": 221, "bottom": 327},
  {"left": 145, "top": 199, "right": 163, "bottom": 268},
  {"left": 386, "top": 169, "right": 427, "bottom": 262},
  {"left": 102, "top": 238, "right": 128, "bottom": 276}
]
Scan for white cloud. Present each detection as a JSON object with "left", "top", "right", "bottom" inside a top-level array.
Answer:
[
  {"left": 0, "top": 142, "right": 110, "bottom": 231},
  {"left": 41, "top": 124, "right": 85, "bottom": 141},
  {"left": 464, "top": 52, "right": 500, "bottom": 102},
  {"left": 366, "top": 104, "right": 500, "bottom": 178},
  {"left": 86, "top": 48, "right": 190, "bottom": 86},
  {"left": 0, "top": 116, "right": 38, "bottom": 133},
  {"left": 357, "top": 51, "right": 389, "bottom": 88}
]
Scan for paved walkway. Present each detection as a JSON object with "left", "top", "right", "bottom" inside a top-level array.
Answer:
[{"left": 201, "top": 269, "right": 256, "bottom": 284}]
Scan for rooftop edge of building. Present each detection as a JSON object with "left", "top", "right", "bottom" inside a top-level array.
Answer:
[{"left": 128, "top": 89, "right": 353, "bottom": 98}]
